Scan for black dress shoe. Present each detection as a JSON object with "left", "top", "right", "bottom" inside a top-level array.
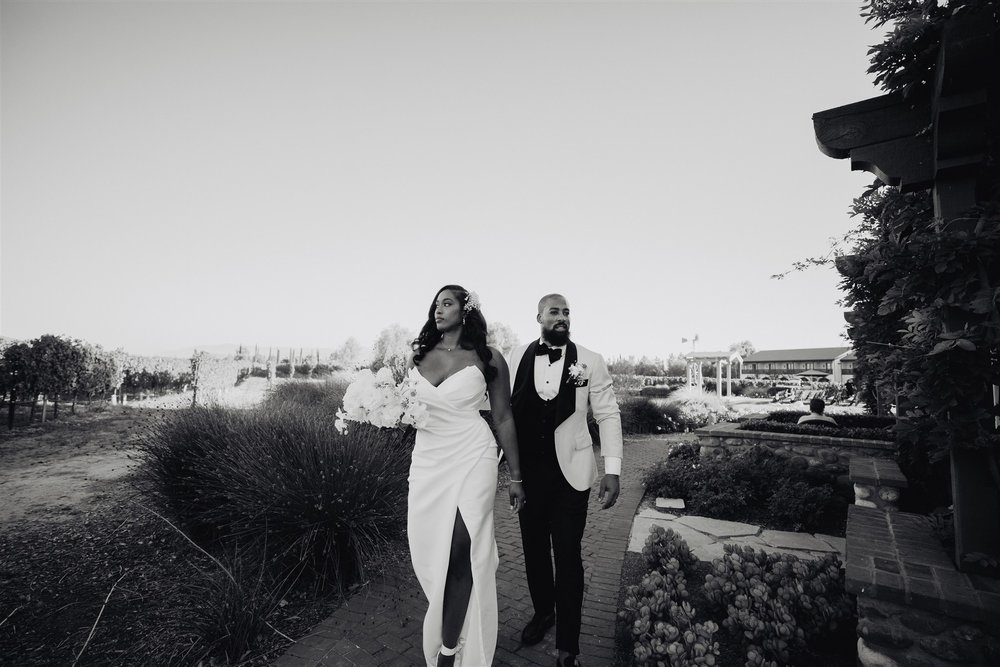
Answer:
[{"left": 520, "top": 612, "right": 555, "bottom": 645}]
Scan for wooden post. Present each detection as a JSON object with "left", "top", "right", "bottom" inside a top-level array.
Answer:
[
  {"left": 934, "top": 13, "right": 1000, "bottom": 570},
  {"left": 716, "top": 359, "right": 723, "bottom": 396},
  {"left": 815, "top": 9, "right": 999, "bottom": 572}
]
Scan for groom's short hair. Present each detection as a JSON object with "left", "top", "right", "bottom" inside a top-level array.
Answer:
[{"left": 537, "top": 293, "right": 567, "bottom": 313}]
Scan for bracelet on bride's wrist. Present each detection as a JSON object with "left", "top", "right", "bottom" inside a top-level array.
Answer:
[{"left": 509, "top": 478, "right": 523, "bottom": 484}]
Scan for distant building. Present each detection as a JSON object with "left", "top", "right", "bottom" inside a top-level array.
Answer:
[{"left": 741, "top": 347, "right": 855, "bottom": 384}]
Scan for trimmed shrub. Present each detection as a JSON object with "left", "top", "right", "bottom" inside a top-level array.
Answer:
[
  {"left": 639, "top": 385, "right": 679, "bottom": 398},
  {"left": 642, "top": 446, "right": 839, "bottom": 532},
  {"left": 759, "top": 410, "right": 894, "bottom": 428},
  {"left": 588, "top": 397, "right": 685, "bottom": 442},
  {"left": 621, "top": 397, "right": 683, "bottom": 434},
  {"left": 738, "top": 419, "right": 894, "bottom": 442},
  {"left": 741, "top": 385, "right": 772, "bottom": 399},
  {"left": 703, "top": 379, "right": 747, "bottom": 396}
]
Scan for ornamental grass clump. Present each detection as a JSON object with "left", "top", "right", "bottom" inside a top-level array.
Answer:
[
  {"left": 135, "top": 401, "right": 413, "bottom": 590},
  {"left": 621, "top": 528, "right": 721, "bottom": 666},
  {"left": 174, "top": 543, "right": 300, "bottom": 665},
  {"left": 664, "top": 388, "right": 738, "bottom": 430},
  {"left": 261, "top": 376, "right": 350, "bottom": 414},
  {"left": 702, "top": 544, "right": 853, "bottom": 666}
]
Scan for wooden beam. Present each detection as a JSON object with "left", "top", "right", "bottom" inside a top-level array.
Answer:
[{"left": 813, "top": 92, "right": 928, "bottom": 158}]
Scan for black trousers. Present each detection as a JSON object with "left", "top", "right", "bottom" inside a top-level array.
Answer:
[{"left": 518, "top": 454, "right": 590, "bottom": 655}]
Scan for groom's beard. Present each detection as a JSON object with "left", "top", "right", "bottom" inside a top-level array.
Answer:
[{"left": 542, "top": 325, "right": 570, "bottom": 346}]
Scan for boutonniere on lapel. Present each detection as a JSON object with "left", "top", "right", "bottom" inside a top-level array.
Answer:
[{"left": 566, "top": 361, "right": 589, "bottom": 387}]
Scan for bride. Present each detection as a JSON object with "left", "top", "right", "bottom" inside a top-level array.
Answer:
[{"left": 407, "top": 285, "right": 525, "bottom": 667}]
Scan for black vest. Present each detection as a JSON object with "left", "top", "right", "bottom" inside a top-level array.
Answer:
[{"left": 511, "top": 341, "right": 579, "bottom": 463}]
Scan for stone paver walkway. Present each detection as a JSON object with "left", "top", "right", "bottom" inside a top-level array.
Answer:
[{"left": 272, "top": 436, "right": 674, "bottom": 667}]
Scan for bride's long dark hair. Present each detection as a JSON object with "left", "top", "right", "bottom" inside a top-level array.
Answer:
[{"left": 412, "top": 284, "right": 497, "bottom": 383}]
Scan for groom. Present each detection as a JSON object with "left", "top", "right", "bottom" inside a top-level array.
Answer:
[{"left": 507, "top": 293, "right": 623, "bottom": 667}]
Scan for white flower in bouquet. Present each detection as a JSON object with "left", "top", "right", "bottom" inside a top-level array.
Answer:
[
  {"left": 373, "top": 366, "right": 395, "bottom": 386},
  {"left": 336, "top": 367, "right": 428, "bottom": 433},
  {"left": 337, "top": 368, "right": 377, "bottom": 430},
  {"left": 398, "top": 374, "right": 429, "bottom": 429}
]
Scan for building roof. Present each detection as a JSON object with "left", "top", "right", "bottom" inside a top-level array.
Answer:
[
  {"left": 684, "top": 350, "right": 742, "bottom": 362},
  {"left": 743, "top": 347, "right": 851, "bottom": 363}
]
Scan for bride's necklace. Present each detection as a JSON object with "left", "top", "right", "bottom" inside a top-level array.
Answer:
[{"left": 438, "top": 340, "right": 459, "bottom": 352}]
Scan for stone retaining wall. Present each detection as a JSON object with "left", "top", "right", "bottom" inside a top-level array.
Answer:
[
  {"left": 694, "top": 422, "right": 896, "bottom": 485},
  {"left": 848, "top": 505, "right": 1000, "bottom": 665}
]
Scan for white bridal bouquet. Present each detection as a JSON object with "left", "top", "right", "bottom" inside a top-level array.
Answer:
[{"left": 335, "top": 367, "right": 428, "bottom": 434}]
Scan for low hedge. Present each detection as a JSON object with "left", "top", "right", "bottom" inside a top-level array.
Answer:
[
  {"left": 639, "top": 385, "right": 681, "bottom": 398},
  {"left": 738, "top": 419, "right": 894, "bottom": 442},
  {"left": 737, "top": 413, "right": 895, "bottom": 442},
  {"left": 759, "top": 410, "right": 895, "bottom": 428}
]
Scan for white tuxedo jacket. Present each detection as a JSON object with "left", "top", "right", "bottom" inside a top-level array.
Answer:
[{"left": 507, "top": 341, "right": 623, "bottom": 491}]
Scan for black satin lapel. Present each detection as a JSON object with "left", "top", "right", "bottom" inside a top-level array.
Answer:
[
  {"left": 511, "top": 341, "right": 538, "bottom": 412},
  {"left": 555, "top": 341, "right": 578, "bottom": 427}
]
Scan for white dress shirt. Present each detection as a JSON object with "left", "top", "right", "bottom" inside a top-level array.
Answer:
[
  {"left": 533, "top": 339, "right": 621, "bottom": 475},
  {"left": 533, "top": 340, "right": 567, "bottom": 401}
]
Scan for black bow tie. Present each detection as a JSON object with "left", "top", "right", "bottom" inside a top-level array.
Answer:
[{"left": 536, "top": 344, "right": 563, "bottom": 363}]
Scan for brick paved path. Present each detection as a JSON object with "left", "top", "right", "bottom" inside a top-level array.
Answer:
[{"left": 273, "top": 436, "right": 679, "bottom": 667}]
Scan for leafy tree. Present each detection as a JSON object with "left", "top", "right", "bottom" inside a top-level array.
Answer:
[
  {"left": 665, "top": 353, "right": 688, "bottom": 376},
  {"left": 634, "top": 356, "right": 665, "bottom": 377},
  {"left": 30, "top": 335, "right": 79, "bottom": 421},
  {"left": 486, "top": 321, "right": 520, "bottom": 356},
  {"left": 1, "top": 341, "right": 34, "bottom": 399},
  {"left": 370, "top": 325, "right": 414, "bottom": 383},
  {"left": 729, "top": 340, "right": 756, "bottom": 358},
  {"left": 802, "top": 0, "right": 1000, "bottom": 513},
  {"left": 0, "top": 342, "right": 35, "bottom": 428},
  {"left": 608, "top": 356, "right": 637, "bottom": 375},
  {"left": 331, "top": 337, "right": 367, "bottom": 370}
]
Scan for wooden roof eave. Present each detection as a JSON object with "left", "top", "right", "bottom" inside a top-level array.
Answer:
[{"left": 813, "top": 92, "right": 934, "bottom": 192}]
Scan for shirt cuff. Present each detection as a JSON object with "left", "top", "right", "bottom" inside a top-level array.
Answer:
[{"left": 603, "top": 456, "right": 621, "bottom": 476}]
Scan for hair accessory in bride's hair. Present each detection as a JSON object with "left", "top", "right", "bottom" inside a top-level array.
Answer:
[{"left": 463, "top": 291, "right": 481, "bottom": 313}]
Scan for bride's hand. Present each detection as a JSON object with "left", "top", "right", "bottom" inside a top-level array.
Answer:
[{"left": 508, "top": 482, "right": 526, "bottom": 514}]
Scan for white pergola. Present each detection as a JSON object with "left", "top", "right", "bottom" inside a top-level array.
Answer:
[{"left": 683, "top": 350, "right": 744, "bottom": 396}]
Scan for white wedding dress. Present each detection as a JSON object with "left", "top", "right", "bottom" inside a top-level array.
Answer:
[{"left": 407, "top": 365, "right": 499, "bottom": 667}]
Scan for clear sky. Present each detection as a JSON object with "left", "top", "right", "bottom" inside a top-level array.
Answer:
[{"left": 2, "top": 0, "right": 883, "bottom": 359}]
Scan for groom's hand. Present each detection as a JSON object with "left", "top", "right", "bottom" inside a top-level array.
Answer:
[{"left": 598, "top": 474, "right": 620, "bottom": 510}]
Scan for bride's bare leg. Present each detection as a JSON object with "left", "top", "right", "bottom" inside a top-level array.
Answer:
[{"left": 438, "top": 510, "right": 472, "bottom": 667}]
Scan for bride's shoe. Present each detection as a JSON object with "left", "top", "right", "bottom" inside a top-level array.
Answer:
[{"left": 436, "top": 639, "right": 464, "bottom": 667}]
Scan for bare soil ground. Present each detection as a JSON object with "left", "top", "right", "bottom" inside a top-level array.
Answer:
[
  {"left": 0, "top": 405, "right": 142, "bottom": 524},
  {"left": 0, "top": 380, "right": 341, "bottom": 666}
]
